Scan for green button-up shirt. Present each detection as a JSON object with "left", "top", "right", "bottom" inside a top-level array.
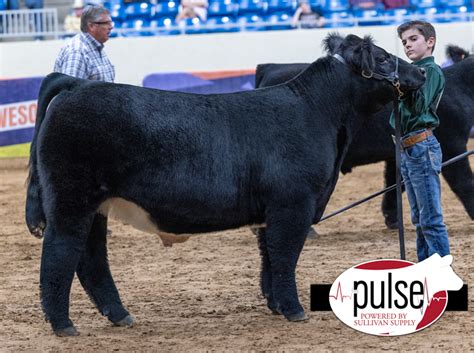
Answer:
[{"left": 390, "top": 56, "right": 445, "bottom": 136}]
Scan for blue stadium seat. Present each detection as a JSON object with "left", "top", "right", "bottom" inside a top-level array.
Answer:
[
  {"left": 207, "top": 15, "right": 240, "bottom": 32},
  {"left": 155, "top": 1, "right": 179, "bottom": 18},
  {"left": 267, "top": 0, "right": 296, "bottom": 13},
  {"left": 409, "top": 0, "right": 440, "bottom": 8},
  {"left": 236, "top": 13, "right": 265, "bottom": 30},
  {"left": 324, "top": 10, "right": 354, "bottom": 27},
  {"left": 103, "top": 0, "right": 122, "bottom": 10},
  {"left": 441, "top": 4, "right": 472, "bottom": 22},
  {"left": 0, "top": 0, "right": 7, "bottom": 10},
  {"left": 308, "top": 0, "right": 325, "bottom": 8},
  {"left": 208, "top": 0, "right": 239, "bottom": 16},
  {"left": 110, "top": 20, "right": 122, "bottom": 37},
  {"left": 264, "top": 11, "right": 292, "bottom": 30},
  {"left": 180, "top": 17, "right": 208, "bottom": 34},
  {"left": 108, "top": 3, "right": 126, "bottom": 22},
  {"left": 324, "top": 0, "right": 350, "bottom": 12},
  {"left": 381, "top": 7, "right": 412, "bottom": 25},
  {"left": 124, "top": 2, "right": 153, "bottom": 20},
  {"left": 238, "top": 0, "right": 267, "bottom": 15},
  {"left": 437, "top": 0, "right": 469, "bottom": 5},
  {"left": 148, "top": 17, "right": 180, "bottom": 34},
  {"left": 414, "top": 6, "right": 445, "bottom": 22},
  {"left": 353, "top": 8, "right": 383, "bottom": 26},
  {"left": 121, "top": 19, "right": 152, "bottom": 36},
  {"left": 150, "top": 16, "right": 181, "bottom": 34}
]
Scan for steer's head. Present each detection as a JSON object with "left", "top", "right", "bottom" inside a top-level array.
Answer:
[{"left": 324, "top": 33, "right": 426, "bottom": 102}]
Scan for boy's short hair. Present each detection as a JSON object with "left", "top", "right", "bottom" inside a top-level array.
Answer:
[{"left": 397, "top": 20, "right": 437, "bottom": 52}]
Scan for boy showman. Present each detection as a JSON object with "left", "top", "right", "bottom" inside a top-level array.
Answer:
[{"left": 392, "top": 20, "right": 450, "bottom": 262}]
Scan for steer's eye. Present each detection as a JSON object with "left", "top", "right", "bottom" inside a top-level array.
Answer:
[{"left": 377, "top": 57, "right": 388, "bottom": 64}]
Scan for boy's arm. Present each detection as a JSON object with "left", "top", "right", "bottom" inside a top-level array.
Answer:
[{"left": 402, "top": 66, "right": 444, "bottom": 115}]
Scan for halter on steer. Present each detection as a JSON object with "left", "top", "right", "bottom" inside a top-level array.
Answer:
[
  {"left": 333, "top": 53, "right": 406, "bottom": 259},
  {"left": 333, "top": 53, "right": 405, "bottom": 97}
]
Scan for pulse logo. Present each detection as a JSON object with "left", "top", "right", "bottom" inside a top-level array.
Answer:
[{"left": 329, "top": 254, "right": 463, "bottom": 336}]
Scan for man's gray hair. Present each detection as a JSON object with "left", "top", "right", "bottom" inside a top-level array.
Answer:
[{"left": 80, "top": 5, "right": 110, "bottom": 32}]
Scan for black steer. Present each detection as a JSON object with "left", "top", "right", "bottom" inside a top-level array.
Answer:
[
  {"left": 25, "top": 34, "right": 425, "bottom": 336},
  {"left": 256, "top": 55, "right": 474, "bottom": 228}
]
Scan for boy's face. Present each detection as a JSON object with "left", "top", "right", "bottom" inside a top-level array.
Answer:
[{"left": 400, "top": 28, "right": 435, "bottom": 62}]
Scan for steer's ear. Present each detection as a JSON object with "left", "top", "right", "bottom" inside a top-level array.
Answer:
[
  {"left": 323, "top": 32, "right": 344, "bottom": 55},
  {"left": 343, "top": 35, "right": 375, "bottom": 76}
]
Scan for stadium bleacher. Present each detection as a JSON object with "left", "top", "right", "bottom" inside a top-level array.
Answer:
[{"left": 101, "top": 0, "right": 473, "bottom": 36}]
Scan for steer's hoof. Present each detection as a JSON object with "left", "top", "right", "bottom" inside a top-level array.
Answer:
[
  {"left": 54, "top": 326, "right": 79, "bottom": 337},
  {"left": 270, "top": 308, "right": 281, "bottom": 315},
  {"left": 285, "top": 312, "right": 309, "bottom": 322},
  {"left": 266, "top": 301, "right": 281, "bottom": 315},
  {"left": 113, "top": 314, "right": 135, "bottom": 327},
  {"left": 385, "top": 219, "right": 399, "bottom": 230}
]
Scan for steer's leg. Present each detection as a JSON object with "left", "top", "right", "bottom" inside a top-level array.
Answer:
[
  {"left": 40, "top": 214, "right": 95, "bottom": 337},
  {"left": 264, "top": 198, "right": 314, "bottom": 321},
  {"left": 382, "top": 159, "right": 400, "bottom": 229},
  {"left": 256, "top": 228, "right": 278, "bottom": 314},
  {"left": 76, "top": 213, "right": 134, "bottom": 327},
  {"left": 441, "top": 145, "right": 474, "bottom": 220}
]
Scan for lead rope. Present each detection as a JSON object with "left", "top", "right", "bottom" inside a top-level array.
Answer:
[
  {"left": 392, "top": 54, "right": 406, "bottom": 260},
  {"left": 392, "top": 56, "right": 405, "bottom": 98},
  {"left": 393, "top": 94, "right": 406, "bottom": 260}
]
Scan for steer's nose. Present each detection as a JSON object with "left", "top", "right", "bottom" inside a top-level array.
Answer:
[{"left": 419, "top": 67, "right": 426, "bottom": 76}]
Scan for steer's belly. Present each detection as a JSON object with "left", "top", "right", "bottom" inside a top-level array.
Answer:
[
  {"left": 98, "top": 198, "right": 191, "bottom": 247},
  {"left": 98, "top": 198, "right": 264, "bottom": 246}
]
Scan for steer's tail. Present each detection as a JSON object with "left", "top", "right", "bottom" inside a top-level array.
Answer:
[{"left": 26, "top": 73, "right": 83, "bottom": 238}]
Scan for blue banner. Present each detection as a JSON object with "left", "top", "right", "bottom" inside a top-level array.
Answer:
[
  {"left": 142, "top": 69, "right": 256, "bottom": 94},
  {"left": 0, "top": 77, "right": 43, "bottom": 156}
]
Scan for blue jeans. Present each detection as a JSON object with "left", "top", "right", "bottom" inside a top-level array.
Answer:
[{"left": 400, "top": 131, "right": 450, "bottom": 262}]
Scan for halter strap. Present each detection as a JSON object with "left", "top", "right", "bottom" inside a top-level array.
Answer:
[
  {"left": 333, "top": 53, "right": 404, "bottom": 97},
  {"left": 333, "top": 53, "right": 346, "bottom": 64}
]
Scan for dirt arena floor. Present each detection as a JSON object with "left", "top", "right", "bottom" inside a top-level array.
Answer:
[{"left": 1, "top": 141, "right": 473, "bottom": 352}]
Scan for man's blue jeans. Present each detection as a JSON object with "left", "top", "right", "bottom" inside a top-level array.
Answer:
[{"left": 400, "top": 131, "right": 450, "bottom": 262}]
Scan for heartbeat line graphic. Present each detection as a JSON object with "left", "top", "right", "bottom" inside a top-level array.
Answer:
[
  {"left": 329, "top": 282, "right": 354, "bottom": 303},
  {"left": 413, "top": 277, "right": 447, "bottom": 315}
]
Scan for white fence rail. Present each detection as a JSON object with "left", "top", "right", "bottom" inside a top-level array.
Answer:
[{"left": 0, "top": 8, "right": 59, "bottom": 39}]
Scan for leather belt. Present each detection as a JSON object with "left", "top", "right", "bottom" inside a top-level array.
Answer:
[{"left": 401, "top": 129, "right": 433, "bottom": 149}]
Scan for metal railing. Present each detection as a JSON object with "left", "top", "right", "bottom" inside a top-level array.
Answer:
[
  {"left": 0, "top": 8, "right": 473, "bottom": 40},
  {"left": 0, "top": 8, "right": 59, "bottom": 39}
]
